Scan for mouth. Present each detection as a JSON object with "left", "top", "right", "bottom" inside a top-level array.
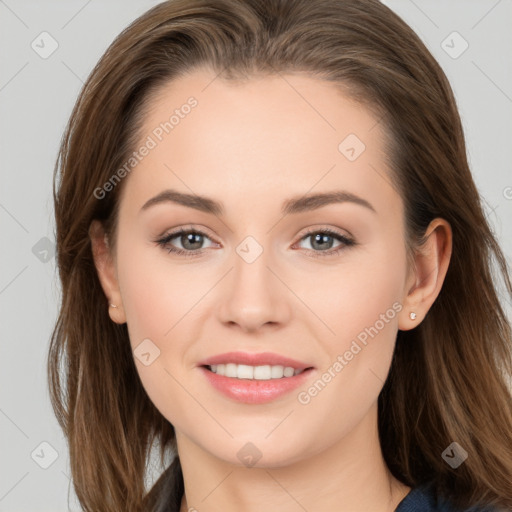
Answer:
[
  {"left": 197, "top": 352, "right": 315, "bottom": 404},
  {"left": 197, "top": 351, "right": 315, "bottom": 380},
  {"left": 202, "top": 363, "right": 313, "bottom": 380},
  {"left": 199, "top": 365, "right": 315, "bottom": 404}
]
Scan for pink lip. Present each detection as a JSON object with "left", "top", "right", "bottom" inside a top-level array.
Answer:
[
  {"left": 197, "top": 351, "right": 313, "bottom": 371},
  {"left": 199, "top": 366, "right": 315, "bottom": 404},
  {"left": 197, "top": 351, "right": 316, "bottom": 404}
]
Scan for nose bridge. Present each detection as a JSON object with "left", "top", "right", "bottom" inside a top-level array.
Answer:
[
  {"left": 232, "top": 233, "right": 275, "bottom": 306},
  {"left": 217, "top": 233, "right": 290, "bottom": 331},
  {"left": 234, "top": 236, "right": 271, "bottom": 290}
]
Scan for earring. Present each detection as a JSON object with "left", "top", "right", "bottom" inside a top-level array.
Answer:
[
  {"left": 409, "top": 312, "right": 417, "bottom": 320},
  {"left": 110, "top": 303, "right": 118, "bottom": 308}
]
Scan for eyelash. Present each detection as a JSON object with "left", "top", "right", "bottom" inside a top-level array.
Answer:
[{"left": 154, "top": 226, "right": 356, "bottom": 259}]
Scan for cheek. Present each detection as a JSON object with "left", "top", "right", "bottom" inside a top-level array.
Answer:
[
  {"left": 296, "top": 237, "right": 406, "bottom": 347},
  {"left": 292, "top": 242, "right": 406, "bottom": 447},
  {"left": 115, "top": 238, "right": 198, "bottom": 423},
  {"left": 116, "top": 237, "right": 201, "bottom": 346},
  {"left": 309, "top": 237, "right": 406, "bottom": 401},
  {"left": 341, "top": 259, "right": 403, "bottom": 341}
]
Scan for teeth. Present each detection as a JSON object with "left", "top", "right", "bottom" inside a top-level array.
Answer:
[{"left": 208, "top": 363, "right": 304, "bottom": 380}]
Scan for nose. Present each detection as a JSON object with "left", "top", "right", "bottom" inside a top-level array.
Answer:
[{"left": 216, "top": 243, "right": 292, "bottom": 333}]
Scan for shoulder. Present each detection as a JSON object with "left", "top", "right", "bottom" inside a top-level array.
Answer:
[{"left": 394, "top": 481, "right": 503, "bottom": 512}]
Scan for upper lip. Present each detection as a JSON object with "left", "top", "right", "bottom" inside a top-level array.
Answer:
[{"left": 197, "top": 351, "right": 314, "bottom": 371}]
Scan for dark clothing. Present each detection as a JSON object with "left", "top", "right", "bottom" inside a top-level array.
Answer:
[{"left": 395, "top": 481, "right": 500, "bottom": 512}]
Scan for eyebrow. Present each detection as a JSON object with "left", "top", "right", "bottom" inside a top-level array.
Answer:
[{"left": 140, "top": 189, "right": 376, "bottom": 216}]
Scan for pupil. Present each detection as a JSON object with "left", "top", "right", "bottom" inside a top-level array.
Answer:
[
  {"left": 183, "top": 233, "right": 202, "bottom": 250},
  {"left": 312, "top": 233, "right": 333, "bottom": 250}
]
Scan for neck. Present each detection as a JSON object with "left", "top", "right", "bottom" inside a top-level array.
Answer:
[{"left": 176, "top": 403, "right": 411, "bottom": 512}]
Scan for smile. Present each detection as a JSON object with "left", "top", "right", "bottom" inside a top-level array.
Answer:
[{"left": 206, "top": 363, "right": 305, "bottom": 379}]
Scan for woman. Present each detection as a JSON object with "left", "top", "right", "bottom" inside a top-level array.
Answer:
[{"left": 48, "top": 0, "right": 512, "bottom": 511}]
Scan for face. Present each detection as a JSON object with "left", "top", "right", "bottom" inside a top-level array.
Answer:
[{"left": 99, "top": 68, "right": 415, "bottom": 467}]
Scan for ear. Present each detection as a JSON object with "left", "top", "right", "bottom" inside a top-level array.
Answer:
[
  {"left": 398, "top": 218, "right": 452, "bottom": 330},
  {"left": 89, "top": 220, "right": 126, "bottom": 324}
]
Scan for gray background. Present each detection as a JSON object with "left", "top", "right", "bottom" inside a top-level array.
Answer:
[{"left": 1, "top": 1, "right": 511, "bottom": 510}]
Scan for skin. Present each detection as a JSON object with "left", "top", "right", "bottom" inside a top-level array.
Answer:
[{"left": 90, "top": 68, "right": 452, "bottom": 512}]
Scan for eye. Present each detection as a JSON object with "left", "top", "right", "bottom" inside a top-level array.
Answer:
[
  {"left": 155, "top": 226, "right": 356, "bottom": 259},
  {"left": 155, "top": 227, "right": 217, "bottom": 257},
  {"left": 294, "top": 228, "right": 355, "bottom": 258}
]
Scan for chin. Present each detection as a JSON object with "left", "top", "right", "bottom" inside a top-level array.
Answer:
[{"left": 206, "top": 436, "right": 312, "bottom": 469}]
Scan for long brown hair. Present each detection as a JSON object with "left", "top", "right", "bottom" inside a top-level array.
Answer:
[{"left": 48, "top": 0, "right": 512, "bottom": 510}]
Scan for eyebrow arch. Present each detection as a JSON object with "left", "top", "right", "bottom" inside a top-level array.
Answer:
[{"left": 140, "top": 189, "right": 376, "bottom": 216}]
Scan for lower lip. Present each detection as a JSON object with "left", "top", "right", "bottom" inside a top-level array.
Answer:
[{"left": 199, "top": 366, "right": 315, "bottom": 404}]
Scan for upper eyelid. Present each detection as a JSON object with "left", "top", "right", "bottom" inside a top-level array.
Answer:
[
  {"left": 160, "top": 226, "right": 217, "bottom": 243},
  {"left": 158, "top": 225, "right": 216, "bottom": 241}
]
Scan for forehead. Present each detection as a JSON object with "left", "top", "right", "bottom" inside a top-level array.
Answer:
[{"left": 119, "top": 68, "right": 400, "bottom": 221}]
